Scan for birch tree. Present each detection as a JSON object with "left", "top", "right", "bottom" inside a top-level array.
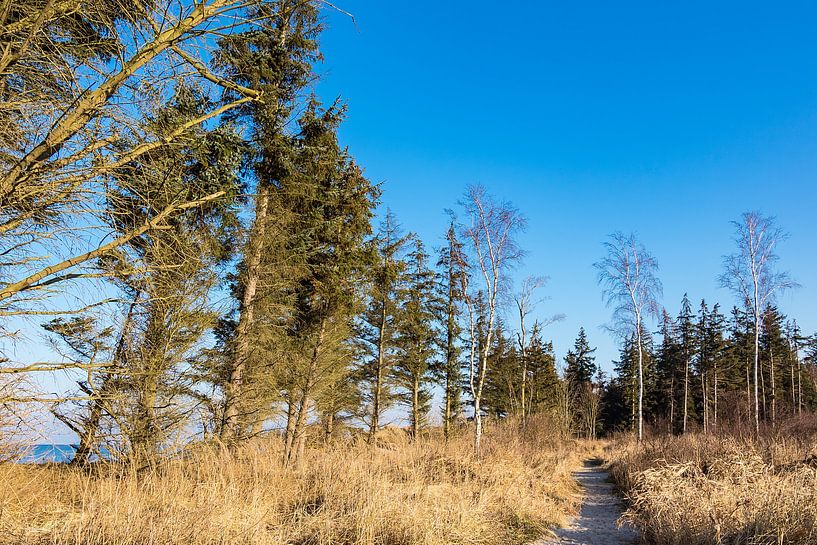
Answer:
[
  {"left": 719, "top": 211, "right": 796, "bottom": 435},
  {"left": 595, "top": 232, "right": 662, "bottom": 442},
  {"left": 459, "top": 185, "right": 525, "bottom": 456}
]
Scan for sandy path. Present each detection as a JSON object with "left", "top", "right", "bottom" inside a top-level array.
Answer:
[{"left": 537, "top": 461, "right": 638, "bottom": 545}]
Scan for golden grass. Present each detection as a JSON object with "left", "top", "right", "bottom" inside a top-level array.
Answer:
[
  {"left": 609, "top": 421, "right": 817, "bottom": 545},
  {"left": 0, "top": 417, "right": 584, "bottom": 545}
]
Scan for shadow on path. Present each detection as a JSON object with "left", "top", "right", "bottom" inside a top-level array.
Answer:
[{"left": 537, "top": 460, "right": 638, "bottom": 545}]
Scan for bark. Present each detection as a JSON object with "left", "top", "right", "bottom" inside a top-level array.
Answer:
[
  {"left": 367, "top": 302, "right": 387, "bottom": 445},
  {"left": 713, "top": 363, "right": 718, "bottom": 429},
  {"left": 411, "top": 375, "right": 420, "bottom": 439},
  {"left": 669, "top": 375, "right": 675, "bottom": 434},
  {"left": 636, "top": 323, "right": 644, "bottom": 442},
  {"left": 323, "top": 412, "right": 334, "bottom": 444},
  {"left": 222, "top": 185, "right": 269, "bottom": 442},
  {"left": 283, "top": 399, "right": 296, "bottom": 463},
  {"left": 701, "top": 371, "right": 708, "bottom": 434},
  {"left": 770, "top": 346, "right": 776, "bottom": 426},
  {"left": 683, "top": 355, "right": 689, "bottom": 434},
  {"left": 285, "top": 319, "right": 326, "bottom": 466}
]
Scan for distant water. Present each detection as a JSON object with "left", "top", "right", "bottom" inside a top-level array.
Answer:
[{"left": 19, "top": 444, "right": 77, "bottom": 464}]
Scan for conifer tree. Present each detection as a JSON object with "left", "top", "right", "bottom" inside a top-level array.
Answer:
[
  {"left": 564, "top": 328, "right": 598, "bottom": 388},
  {"left": 277, "top": 99, "right": 377, "bottom": 464},
  {"left": 524, "top": 323, "right": 560, "bottom": 416},
  {"left": 106, "top": 86, "right": 243, "bottom": 463},
  {"left": 434, "top": 223, "right": 465, "bottom": 441},
  {"left": 655, "top": 309, "right": 680, "bottom": 432},
  {"left": 677, "top": 294, "right": 695, "bottom": 433},
  {"left": 217, "top": 0, "right": 324, "bottom": 442},
  {"left": 394, "top": 240, "right": 440, "bottom": 438},
  {"left": 359, "top": 213, "right": 411, "bottom": 444}
]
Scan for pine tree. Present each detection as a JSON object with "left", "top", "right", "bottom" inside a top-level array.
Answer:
[
  {"left": 434, "top": 222, "right": 465, "bottom": 441},
  {"left": 564, "top": 328, "right": 597, "bottom": 388},
  {"left": 760, "top": 305, "right": 791, "bottom": 426},
  {"left": 525, "top": 323, "right": 560, "bottom": 416},
  {"left": 217, "top": 0, "right": 323, "bottom": 442},
  {"left": 677, "top": 294, "right": 695, "bottom": 433},
  {"left": 278, "top": 99, "right": 378, "bottom": 464},
  {"left": 394, "top": 239, "right": 440, "bottom": 439},
  {"left": 105, "top": 85, "right": 243, "bottom": 463},
  {"left": 358, "top": 213, "right": 411, "bottom": 444},
  {"left": 482, "top": 321, "right": 520, "bottom": 418},
  {"left": 655, "top": 309, "right": 680, "bottom": 432}
]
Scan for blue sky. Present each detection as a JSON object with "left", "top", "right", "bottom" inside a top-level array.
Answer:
[{"left": 315, "top": 0, "right": 817, "bottom": 372}]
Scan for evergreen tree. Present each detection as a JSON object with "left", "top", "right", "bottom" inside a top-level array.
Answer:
[
  {"left": 216, "top": 0, "right": 324, "bottom": 442},
  {"left": 655, "top": 309, "right": 680, "bottom": 432},
  {"left": 760, "top": 305, "right": 791, "bottom": 425},
  {"left": 105, "top": 86, "right": 243, "bottom": 463},
  {"left": 525, "top": 323, "right": 560, "bottom": 416},
  {"left": 434, "top": 222, "right": 465, "bottom": 441},
  {"left": 482, "top": 321, "right": 520, "bottom": 418},
  {"left": 564, "top": 328, "right": 597, "bottom": 388},
  {"left": 358, "top": 213, "right": 411, "bottom": 444},
  {"left": 277, "top": 99, "right": 378, "bottom": 464},
  {"left": 677, "top": 294, "right": 695, "bottom": 433},
  {"left": 394, "top": 239, "right": 440, "bottom": 438}
]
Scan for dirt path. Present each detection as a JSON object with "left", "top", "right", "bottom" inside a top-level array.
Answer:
[{"left": 538, "top": 461, "right": 638, "bottom": 545}]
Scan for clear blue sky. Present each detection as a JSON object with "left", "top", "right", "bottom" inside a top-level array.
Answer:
[{"left": 316, "top": 0, "right": 817, "bottom": 372}]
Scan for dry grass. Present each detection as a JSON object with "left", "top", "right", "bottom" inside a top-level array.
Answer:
[
  {"left": 609, "top": 418, "right": 817, "bottom": 545},
  {"left": 0, "top": 417, "right": 584, "bottom": 545}
]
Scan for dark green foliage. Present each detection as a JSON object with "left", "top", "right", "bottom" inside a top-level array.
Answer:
[
  {"left": 393, "top": 239, "right": 441, "bottom": 436},
  {"left": 564, "top": 328, "right": 597, "bottom": 388}
]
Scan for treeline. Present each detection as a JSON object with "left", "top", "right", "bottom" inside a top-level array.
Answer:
[{"left": 602, "top": 298, "right": 817, "bottom": 435}]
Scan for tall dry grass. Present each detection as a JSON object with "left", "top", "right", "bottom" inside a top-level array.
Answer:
[
  {"left": 0, "top": 416, "right": 583, "bottom": 545},
  {"left": 609, "top": 416, "right": 817, "bottom": 545}
]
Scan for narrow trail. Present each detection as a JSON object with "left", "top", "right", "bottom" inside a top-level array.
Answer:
[{"left": 538, "top": 460, "right": 638, "bottom": 545}]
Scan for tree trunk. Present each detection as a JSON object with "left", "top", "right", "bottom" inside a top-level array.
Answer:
[
  {"left": 132, "top": 380, "right": 158, "bottom": 466},
  {"left": 683, "top": 355, "right": 689, "bottom": 434},
  {"left": 443, "top": 381, "right": 452, "bottom": 442},
  {"left": 701, "top": 371, "right": 708, "bottom": 434},
  {"left": 283, "top": 399, "right": 296, "bottom": 464},
  {"left": 72, "top": 296, "right": 139, "bottom": 466},
  {"left": 770, "top": 346, "right": 776, "bottom": 426},
  {"left": 636, "top": 324, "right": 644, "bottom": 443},
  {"left": 368, "top": 303, "right": 387, "bottom": 445},
  {"left": 474, "top": 396, "right": 483, "bottom": 456},
  {"left": 222, "top": 185, "right": 270, "bottom": 442},
  {"left": 797, "top": 356, "right": 803, "bottom": 416},
  {"left": 324, "top": 412, "right": 334, "bottom": 444},
  {"left": 744, "top": 359, "right": 749, "bottom": 419},
  {"left": 286, "top": 319, "right": 326, "bottom": 466},
  {"left": 669, "top": 375, "right": 675, "bottom": 434},
  {"left": 713, "top": 362, "right": 718, "bottom": 430},
  {"left": 411, "top": 375, "right": 420, "bottom": 439},
  {"left": 753, "top": 309, "right": 760, "bottom": 435}
]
